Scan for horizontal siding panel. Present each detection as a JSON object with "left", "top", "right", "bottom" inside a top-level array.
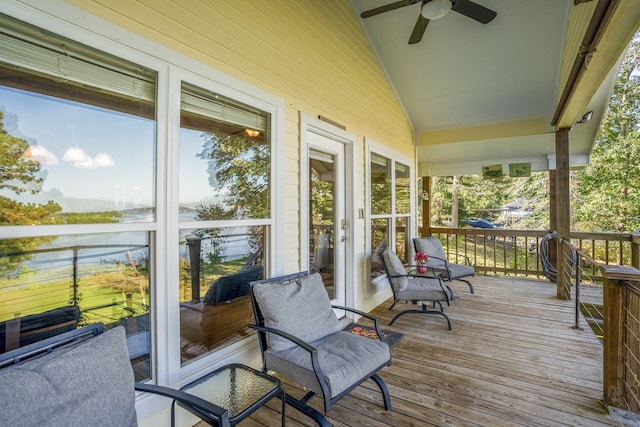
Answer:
[{"left": 75, "top": 0, "right": 413, "bottom": 146}]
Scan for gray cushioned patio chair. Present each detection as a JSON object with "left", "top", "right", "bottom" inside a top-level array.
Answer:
[
  {"left": 250, "top": 271, "right": 391, "bottom": 427},
  {"left": 413, "top": 237, "right": 475, "bottom": 295},
  {"left": 0, "top": 323, "right": 234, "bottom": 427},
  {"left": 381, "top": 247, "right": 452, "bottom": 330}
]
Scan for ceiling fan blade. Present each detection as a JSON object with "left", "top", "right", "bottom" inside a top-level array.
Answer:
[
  {"left": 360, "top": 0, "right": 419, "bottom": 19},
  {"left": 408, "top": 14, "right": 430, "bottom": 44},
  {"left": 451, "top": 0, "right": 497, "bottom": 24}
]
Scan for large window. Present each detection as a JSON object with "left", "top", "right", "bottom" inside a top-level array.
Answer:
[
  {"left": 369, "top": 149, "right": 413, "bottom": 276},
  {"left": 178, "top": 83, "right": 271, "bottom": 364},
  {"left": 0, "top": 13, "right": 156, "bottom": 380}
]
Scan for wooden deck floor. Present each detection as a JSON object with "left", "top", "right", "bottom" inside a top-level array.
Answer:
[{"left": 240, "top": 275, "right": 620, "bottom": 426}]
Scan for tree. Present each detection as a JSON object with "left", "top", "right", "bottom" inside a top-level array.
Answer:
[
  {"left": 0, "top": 110, "right": 62, "bottom": 274},
  {"left": 575, "top": 34, "right": 640, "bottom": 233},
  {"left": 196, "top": 132, "right": 270, "bottom": 219}
]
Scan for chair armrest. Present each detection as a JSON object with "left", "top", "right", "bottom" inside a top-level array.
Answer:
[
  {"left": 425, "top": 255, "right": 448, "bottom": 265},
  {"left": 434, "top": 278, "right": 451, "bottom": 303},
  {"left": 249, "top": 324, "right": 317, "bottom": 353},
  {"left": 443, "top": 252, "right": 472, "bottom": 265},
  {"left": 135, "top": 383, "right": 231, "bottom": 427},
  {"left": 332, "top": 305, "right": 385, "bottom": 341},
  {"left": 331, "top": 305, "right": 376, "bottom": 321}
]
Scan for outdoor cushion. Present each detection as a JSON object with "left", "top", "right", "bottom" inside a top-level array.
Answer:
[
  {"left": 252, "top": 272, "right": 341, "bottom": 352},
  {"left": 0, "top": 326, "right": 137, "bottom": 427},
  {"left": 442, "top": 263, "right": 475, "bottom": 279},
  {"left": 397, "top": 277, "right": 449, "bottom": 301},
  {"left": 414, "top": 237, "right": 448, "bottom": 268},
  {"left": 264, "top": 330, "right": 390, "bottom": 397},
  {"left": 382, "top": 248, "right": 408, "bottom": 291}
]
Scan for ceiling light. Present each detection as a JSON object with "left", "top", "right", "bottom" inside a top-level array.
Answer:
[
  {"left": 421, "top": 0, "right": 452, "bottom": 20},
  {"left": 577, "top": 111, "right": 593, "bottom": 124},
  {"left": 245, "top": 129, "right": 260, "bottom": 137}
]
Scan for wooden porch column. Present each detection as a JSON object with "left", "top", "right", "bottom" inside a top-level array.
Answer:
[
  {"left": 548, "top": 169, "right": 558, "bottom": 270},
  {"left": 632, "top": 233, "right": 640, "bottom": 269},
  {"left": 421, "top": 176, "right": 431, "bottom": 237},
  {"left": 555, "top": 128, "right": 571, "bottom": 300}
]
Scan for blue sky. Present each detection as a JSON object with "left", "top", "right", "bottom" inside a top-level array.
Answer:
[{"left": 1, "top": 86, "right": 214, "bottom": 209}]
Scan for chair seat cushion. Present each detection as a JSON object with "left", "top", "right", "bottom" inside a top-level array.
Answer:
[
  {"left": 397, "top": 278, "right": 448, "bottom": 301},
  {"left": 252, "top": 272, "right": 341, "bottom": 352},
  {"left": 265, "top": 330, "right": 390, "bottom": 397},
  {"left": 444, "top": 263, "right": 475, "bottom": 279},
  {"left": 0, "top": 326, "right": 137, "bottom": 427}
]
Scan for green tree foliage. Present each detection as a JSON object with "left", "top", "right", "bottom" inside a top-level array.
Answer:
[
  {"left": 0, "top": 111, "right": 63, "bottom": 274},
  {"left": 575, "top": 35, "right": 640, "bottom": 233},
  {"left": 311, "top": 167, "right": 334, "bottom": 226},
  {"left": 196, "top": 132, "right": 270, "bottom": 219}
]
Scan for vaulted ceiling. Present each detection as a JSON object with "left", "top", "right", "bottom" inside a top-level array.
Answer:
[{"left": 350, "top": 0, "right": 640, "bottom": 176}]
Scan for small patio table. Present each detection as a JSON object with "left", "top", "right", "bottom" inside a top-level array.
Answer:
[{"left": 173, "top": 363, "right": 285, "bottom": 426}]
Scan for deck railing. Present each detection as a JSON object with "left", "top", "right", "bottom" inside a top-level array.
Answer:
[
  {"left": 561, "top": 238, "right": 640, "bottom": 419},
  {"left": 429, "top": 227, "right": 640, "bottom": 279}
]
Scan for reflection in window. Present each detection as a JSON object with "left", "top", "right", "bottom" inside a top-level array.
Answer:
[
  {"left": 179, "top": 83, "right": 270, "bottom": 220},
  {"left": 0, "top": 232, "right": 152, "bottom": 381},
  {"left": 396, "top": 217, "right": 409, "bottom": 264},
  {"left": 309, "top": 150, "right": 335, "bottom": 298},
  {"left": 370, "top": 218, "right": 390, "bottom": 277},
  {"left": 395, "top": 162, "right": 411, "bottom": 215},
  {"left": 370, "top": 152, "right": 392, "bottom": 215},
  {"left": 178, "top": 226, "right": 264, "bottom": 364},
  {"left": 0, "top": 14, "right": 156, "bottom": 382},
  {"left": 0, "top": 14, "right": 157, "bottom": 225}
]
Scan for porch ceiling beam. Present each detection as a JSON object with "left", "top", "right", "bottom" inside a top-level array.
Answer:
[{"left": 552, "top": 0, "right": 640, "bottom": 128}]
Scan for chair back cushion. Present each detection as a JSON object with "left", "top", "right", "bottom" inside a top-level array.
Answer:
[
  {"left": 252, "top": 272, "right": 341, "bottom": 352},
  {"left": 369, "top": 237, "right": 387, "bottom": 273},
  {"left": 381, "top": 248, "right": 408, "bottom": 292},
  {"left": 414, "top": 237, "right": 447, "bottom": 268},
  {"left": 0, "top": 326, "right": 137, "bottom": 427}
]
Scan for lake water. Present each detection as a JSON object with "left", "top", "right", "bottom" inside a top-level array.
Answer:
[{"left": 19, "top": 211, "right": 253, "bottom": 273}]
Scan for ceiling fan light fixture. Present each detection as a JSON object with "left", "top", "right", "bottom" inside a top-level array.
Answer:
[{"left": 421, "top": 0, "right": 452, "bottom": 20}]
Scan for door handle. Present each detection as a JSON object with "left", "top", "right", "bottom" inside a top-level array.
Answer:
[{"left": 340, "top": 235, "right": 346, "bottom": 242}]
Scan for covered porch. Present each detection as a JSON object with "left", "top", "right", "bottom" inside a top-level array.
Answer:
[{"left": 246, "top": 275, "right": 619, "bottom": 426}]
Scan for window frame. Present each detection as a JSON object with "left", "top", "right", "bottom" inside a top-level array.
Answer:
[{"left": 365, "top": 138, "right": 416, "bottom": 290}]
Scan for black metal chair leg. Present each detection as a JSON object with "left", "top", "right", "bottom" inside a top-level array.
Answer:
[
  {"left": 389, "top": 308, "right": 452, "bottom": 330},
  {"left": 370, "top": 373, "right": 392, "bottom": 411},
  {"left": 285, "top": 394, "right": 330, "bottom": 427},
  {"left": 460, "top": 279, "right": 475, "bottom": 294}
]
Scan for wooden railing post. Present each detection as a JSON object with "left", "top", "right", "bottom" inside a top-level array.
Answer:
[
  {"left": 600, "top": 264, "right": 640, "bottom": 409},
  {"left": 631, "top": 233, "right": 640, "bottom": 269},
  {"left": 422, "top": 176, "right": 431, "bottom": 237},
  {"left": 555, "top": 128, "right": 571, "bottom": 300}
]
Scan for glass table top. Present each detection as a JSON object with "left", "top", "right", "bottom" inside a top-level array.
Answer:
[{"left": 180, "top": 364, "right": 280, "bottom": 419}]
